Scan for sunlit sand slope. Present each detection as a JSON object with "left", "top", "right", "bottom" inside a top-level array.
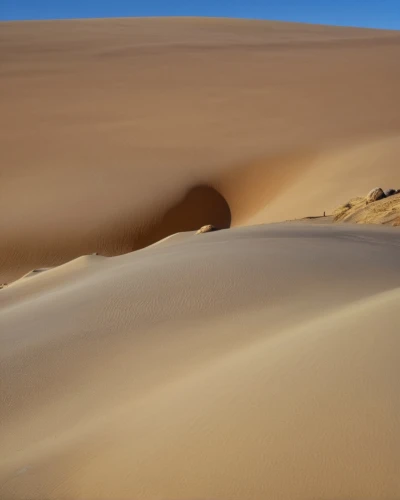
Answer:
[
  {"left": 1, "top": 223, "right": 400, "bottom": 499},
  {"left": 1, "top": 18, "right": 400, "bottom": 281}
]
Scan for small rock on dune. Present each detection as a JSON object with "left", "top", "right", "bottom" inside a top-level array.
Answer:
[
  {"left": 366, "top": 187, "right": 386, "bottom": 204},
  {"left": 333, "top": 188, "right": 400, "bottom": 226},
  {"left": 195, "top": 224, "right": 218, "bottom": 235},
  {"left": 384, "top": 189, "right": 397, "bottom": 197}
]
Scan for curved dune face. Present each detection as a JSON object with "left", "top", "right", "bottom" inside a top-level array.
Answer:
[
  {"left": 1, "top": 18, "right": 400, "bottom": 281},
  {"left": 2, "top": 18, "right": 400, "bottom": 500},
  {"left": 1, "top": 224, "right": 400, "bottom": 499}
]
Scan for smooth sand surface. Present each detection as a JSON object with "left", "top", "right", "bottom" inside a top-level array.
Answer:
[
  {"left": 1, "top": 18, "right": 400, "bottom": 500},
  {"left": 1, "top": 224, "right": 400, "bottom": 499},
  {"left": 1, "top": 18, "right": 400, "bottom": 281},
  {"left": 0, "top": 224, "right": 400, "bottom": 500}
]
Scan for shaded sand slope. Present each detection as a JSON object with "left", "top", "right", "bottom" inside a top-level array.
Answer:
[
  {"left": 1, "top": 223, "right": 400, "bottom": 499},
  {"left": 1, "top": 18, "right": 400, "bottom": 281}
]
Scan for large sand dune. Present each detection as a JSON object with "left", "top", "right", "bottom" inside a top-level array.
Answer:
[
  {"left": 1, "top": 18, "right": 400, "bottom": 281},
  {"left": 1, "top": 223, "right": 400, "bottom": 498},
  {"left": 1, "top": 17, "right": 400, "bottom": 500}
]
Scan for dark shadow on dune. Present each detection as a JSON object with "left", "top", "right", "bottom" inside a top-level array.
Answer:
[
  {"left": 0, "top": 185, "right": 231, "bottom": 281},
  {"left": 129, "top": 184, "right": 231, "bottom": 250}
]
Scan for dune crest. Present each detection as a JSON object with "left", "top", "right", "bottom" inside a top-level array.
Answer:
[
  {"left": 1, "top": 18, "right": 400, "bottom": 281},
  {"left": 1, "top": 223, "right": 400, "bottom": 499},
  {"left": 333, "top": 191, "right": 400, "bottom": 225},
  {"left": 1, "top": 17, "right": 400, "bottom": 500}
]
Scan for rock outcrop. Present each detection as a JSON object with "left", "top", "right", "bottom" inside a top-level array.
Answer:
[
  {"left": 196, "top": 224, "right": 218, "bottom": 235},
  {"left": 384, "top": 189, "right": 397, "bottom": 197},
  {"left": 366, "top": 187, "right": 386, "bottom": 204},
  {"left": 333, "top": 189, "right": 400, "bottom": 226}
]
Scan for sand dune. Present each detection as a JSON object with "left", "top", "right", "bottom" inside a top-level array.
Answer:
[
  {"left": 333, "top": 191, "right": 400, "bottom": 226},
  {"left": 1, "top": 223, "right": 400, "bottom": 499},
  {"left": 1, "top": 18, "right": 400, "bottom": 281},
  {"left": 1, "top": 17, "right": 400, "bottom": 500}
]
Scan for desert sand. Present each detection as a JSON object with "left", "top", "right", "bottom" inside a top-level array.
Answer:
[
  {"left": 1, "top": 17, "right": 400, "bottom": 500},
  {"left": 333, "top": 191, "right": 400, "bottom": 225},
  {"left": 1, "top": 17, "right": 400, "bottom": 282}
]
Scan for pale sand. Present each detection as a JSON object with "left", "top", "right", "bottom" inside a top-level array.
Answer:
[
  {"left": 1, "top": 18, "right": 400, "bottom": 500},
  {"left": 1, "top": 18, "right": 400, "bottom": 281},
  {"left": 1, "top": 223, "right": 400, "bottom": 499}
]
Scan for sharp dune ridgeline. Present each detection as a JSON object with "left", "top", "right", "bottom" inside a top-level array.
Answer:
[{"left": 1, "top": 17, "right": 400, "bottom": 500}]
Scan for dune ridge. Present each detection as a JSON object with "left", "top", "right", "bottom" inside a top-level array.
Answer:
[
  {"left": 1, "top": 17, "right": 400, "bottom": 500},
  {"left": 333, "top": 191, "right": 400, "bottom": 226},
  {"left": 1, "top": 18, "right": 400, "bottom": 281},
  {"left": 1, "top": 223, "right": 400, "bottom": 499}
]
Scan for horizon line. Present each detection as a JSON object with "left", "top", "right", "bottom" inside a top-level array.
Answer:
[{"left": 1, "top": 14, "right": 399, "bottom": 32}]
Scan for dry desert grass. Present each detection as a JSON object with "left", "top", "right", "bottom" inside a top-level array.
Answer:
[{"left": 333, "top": 191, "right": 400, "bottom": 225}]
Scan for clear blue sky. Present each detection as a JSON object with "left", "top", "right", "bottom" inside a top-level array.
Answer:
[{"left": 1, "top": 0, "right": 400, "bottom": 30}]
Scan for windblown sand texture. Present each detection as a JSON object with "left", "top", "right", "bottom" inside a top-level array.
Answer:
[
  {"left": 1, "top": 17, "right": 400, "bottom": 500},
  {"left": 1, "top": 17, "right": 400, "bottom": 281},
  {"left": 333, "top": 192, "right": 400, "bottom": 225}
]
